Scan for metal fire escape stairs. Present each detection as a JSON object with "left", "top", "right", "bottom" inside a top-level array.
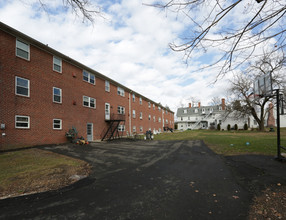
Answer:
[
  {"left": 101, "top": 114, "right": 125, "bottom": 141},
  {"left": 191, "top": 112, "right": 212, "bottom": 130}
]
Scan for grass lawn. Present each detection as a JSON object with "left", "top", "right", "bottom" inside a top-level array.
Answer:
[
  {"left": 155, "top": 128, "right": 286, "bottom": 156},
  {"left": 0, "top": 148, "right": 91, "bottom": 198}
]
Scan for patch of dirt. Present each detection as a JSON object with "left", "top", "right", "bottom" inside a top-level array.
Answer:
[
  {"left": 0, "top": 162, "right": 92, "bottom": 199},
  {"left": 248, "top": 185, "right": 286, "bottom": 220}
]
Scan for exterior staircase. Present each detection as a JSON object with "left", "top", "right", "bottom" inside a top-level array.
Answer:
[
  {"left": 191, "top": 112, "right": 212, "bottom": 130},
  {"left": 101, "top": 114, "right": 125, "bottom": 141}
]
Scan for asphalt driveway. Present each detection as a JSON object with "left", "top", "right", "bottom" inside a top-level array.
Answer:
[{"left": 1, "top": 140, "right": 285, "bottom": 219}]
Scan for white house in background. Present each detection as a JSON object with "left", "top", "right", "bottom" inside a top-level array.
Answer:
[{"left": 176, "top": 99, "right": 259, "bottom": 130}]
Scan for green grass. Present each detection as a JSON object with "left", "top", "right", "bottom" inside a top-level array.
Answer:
[
  {"left": 0, "top": 148, "right": 87, "bottom": 195},
  {"left": 154, "top": 128, "right": 286, "bottom": 156}
]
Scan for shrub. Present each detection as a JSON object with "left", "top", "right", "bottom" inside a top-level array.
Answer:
[
  {"left": 244, "top": 123, "right": 248, "bottom": 130},
  {"left": 234, "top": 124, "right": 238, "bottom": 130},
  {"left": 227, "top": 124, "right": 231, "bottom": 131},
  {"left": 217, "top": 124, "right": 221, "bottom": 131}
]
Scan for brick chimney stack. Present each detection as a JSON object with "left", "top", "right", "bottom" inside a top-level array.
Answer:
[
  {"left": 198, "top": 102, "right": 201, "bottom": 108},
  {"left": 221, "top": 98, "right": 225, "bottom": 110},
  {"left": 189, "top": 103, "right": 192, "bottom": 108}
]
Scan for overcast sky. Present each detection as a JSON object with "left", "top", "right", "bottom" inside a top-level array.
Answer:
[{"left": 0, "top": 0, "right": 240, "bottom": 112}]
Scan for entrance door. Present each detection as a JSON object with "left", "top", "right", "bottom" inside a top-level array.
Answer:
[
  {"left": 105, "top": 103, "right": 110, "bottom": 120},
  {"left": 87, "top": 123, "right": 93, "bottom": 142}
]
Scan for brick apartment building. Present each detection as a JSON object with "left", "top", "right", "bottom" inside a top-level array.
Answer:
[{"left": 0, "top": 22, "right": 174, "bottom": 150}]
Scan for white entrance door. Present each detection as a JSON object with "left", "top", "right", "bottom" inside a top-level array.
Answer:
[
  {"left": 87, "top": 123, "right": 93, "bottom": 142},
  {"left": 105, "top": 103, "right": 110, "bottom": 120}
]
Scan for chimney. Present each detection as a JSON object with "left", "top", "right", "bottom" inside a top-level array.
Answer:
[
  {"left": 189, "top": 103, "right": 192, "bottom": 108},
  {"left": 198, "top": 102, "right": 201, "bottom": 108},
  {"left": 221, "top": 98, "right": 225, "bottom": 110}
]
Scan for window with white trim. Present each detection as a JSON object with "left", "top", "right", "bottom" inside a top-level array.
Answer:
[
  {"left": 117, "top": 87, "right": 125, "bottom": 96},
  {"left": 105, "top": 81, "right": 110, "bottom": 92},
  {"left": 53, "top": 87, "right": 62, "bottom": 103},
  {"left": 148, "top": 102, "right": 151, "bottom": 108},
  {"left": 132, "top": 94, "right": 135, "bottom": 102},
  {"left": 83, "top": 96, "right": 96, "bottom": 108},
  {"left": 140, "top": 126, "right": 143, "bottom": 132},
  {"left": 139, "top": 97, "right": 142, "bottom": 105},
  {"left": 159, "top": 117, "right": 161, "bottom": 122},
  {"left": 133, "top": 126, "right": 136, "bottom": 132},
  {"left": 16, "top": 39, "right": 30, "bottom": 60},
  {"left": 153, "top": 116, "right": 156, "bottom": 122},
  {"left": 83, "top": 70, "right": 95, "bottom": 84},
  {"left": 15, "top": 76, "right": 30, "bottom": 97},
  {"left": 53, "top": 56, "right": 62, "bottom": 73},
  {"left": 53, "top": 119, "right": 62, "bottom": 130},
  {"left": 153, "top": 104, "right": 155, "bottom": 110},
  {"left": 118, "top": 124, "right": 125, "bottom": 131},
  {"left": 158, "top": 106, "right": 161, "bottom": 112},
  {"left": 148, "top": 115, "right": 151, "bottom": 120},
  {"left": 140, "top": 112, "right": 143, "bottom": 119},
  {"left": 166, "top": 119, "right": 168, "bottom": 124},
  {"left": 15, "top": 115, "right": 30, "bottom": 129},
  {"left": 132, "top": 110, "right": 136, "bottom": 118},
  {"left": 118, "top": 106, "right": 125, "bottom": 114}
]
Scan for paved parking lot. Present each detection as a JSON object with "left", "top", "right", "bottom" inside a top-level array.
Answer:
[{"left": 1, "top": 139, "right": 285, "bottom": 219}]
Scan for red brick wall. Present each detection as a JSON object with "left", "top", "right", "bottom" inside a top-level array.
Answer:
[{"left": 0, "top": 28, "right": 174, "bottom": 150}]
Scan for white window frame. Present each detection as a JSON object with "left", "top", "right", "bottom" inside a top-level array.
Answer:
[
  {"left": 15, "top": 115, "right": 30, "bottom": 129},
  {"left": 16, "top": 39, "right": 30, "bottom": 60},
  {"left": 158, "top": 106, "right": 161, "bottom": 112},
  {"left": 153, "top": 116, "right": 156, "bottom": 122},
  {"left": 105, "top": 81, "right": 110, "bottom": 92},
  {"left": 183, "top": 109, "right": 187, "bottom": 114},
  {"left": 53, "top": 119, "right": 62, "bottom": 130},
  {"left": 148, "top": 115, "right": 151, "bottom": 120},
  {"left": 132, "top": 94, "right": 135, "bottom": 102},
  {"left": 132, "top": 110, "right": 136, "bottom": 118},
  {"left": 140, "top": 126, "right": 143, "bottom": 132},
  {"left": 133, "top": 126, "right": 136, "bottom": 133},
  {"left": 118, "top": 106, "right": 125, "bottom": 114},
  {"left": 139, "top": 97, "right": 142, "bottom": 105},
  {"left": 83, "top": 70, "right": 95, "bottom": 85},
  {"left": 140, "top": 112, "right": 143, "bottom": 120},
  {"left": 53, "top": 87, "right": 62, "bottom": 103},
  {"left": 83, "top": 96, "right": 96, "bottom": 109},
  {"left": 117, "top": 87, "right": 125, "bottom": 97},
  {"left": 159, "top": 117, "right": 161, "bottom": 122},
  {"left": 153, "top": 104, "right": 155, "bottom": 110},
  {"left": 15, "top": 76, "right": 30, "bottom": 97},
  {"left": 53, "top": 56, "right": 62, "bottom": 73},
  {"left": 148, "top": 102, "right": 151, "bottom": 108},
  {"left": 118, "top": 124, "right": 125, "bottom": 131}
]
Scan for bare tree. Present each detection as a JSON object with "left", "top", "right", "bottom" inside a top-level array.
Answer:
[
  {"left": 147, "top": 0, "right": 286, "bottom": 76},
  {"left": 28, "top": 0, "right": 103, "bottom": 23},
  {"left": 228, "top": 50, "right": 286, "bottom": 131}
]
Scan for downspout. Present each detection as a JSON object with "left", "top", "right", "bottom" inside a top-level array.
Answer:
[{"left": 129, "top": 92, "right": 132, "bottom": 135}]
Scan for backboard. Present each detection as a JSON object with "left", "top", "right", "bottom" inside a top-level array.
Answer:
[{"left": 253, "top": 72, "right": 273, "bottom": 98}]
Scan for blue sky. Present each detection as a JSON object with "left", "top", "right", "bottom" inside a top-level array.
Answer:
[{"left": 0, "top": 0, "right": 247, "bottom": 112}]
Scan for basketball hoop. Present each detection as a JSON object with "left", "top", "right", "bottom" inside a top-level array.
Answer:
[{"left": 253, "top": 72, "right": 273, "bottom": 98}]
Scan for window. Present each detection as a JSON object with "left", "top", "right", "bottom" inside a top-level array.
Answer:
[
  {"left": 140, "top": 126, "right": 143, "bottom": 132},
  {"left": 159, "top": 117, "right": 161, "bottom": 122},
  {"left": 117, "top": 87, "right": 125, "bottom": 96},
  {"left": 118, "top": 124, "right": 125, "bottom": 131},
  {"left": 83, "top": 96, "right": 96, "bottom": 108},
  {"left": 183, "top": 109, "right": 187, "bottom": 114},
  {"left": 159, "top": 128, "right": 161, "bottom": 132},
  {"left": 16, "top": 39, "right": 29, "bottom": 60},
  {"left": 15, "top": 115, "right": 30, "bottom": 129},
  {"left": 132, "top": 94, "right": 135, "bottom": 102},
  {"left": 53, "top": 119, "right": 62, "bottom": 130},
  {"left": 53, "top": 56, "right": 62, "bottom": 73},
  {"left": 202, "top": 108, "right": 205, "bottom": 114},
  {"left": 133, "top": 126, "right": 136, "bottom": 132},
  {"left": 158, "top": 106, "right": 161, "bottom": 112},
  {"left": 83, "top": 70, "right": 95, "bottom": 84},
  {"left": 148, "top": 115, "right": 151, "bottom": 120},
  {"left": 148, "top": 102, "right": 151, "bottom": 108},
  {"left": 15, "top": 76, "right": 29, "bottom": 97},
  {"left": 132, "top": 110, "right": 136, "bottom": 118},
  {"left": 153, "top": 116, "right": 156, "bottom": 122},
  {"left": 53, "top": 87, "right": 62, "bottom": 103},
  {"left": 118, "top": 106, "right": 125, "bottom": 114},
  {"left": 105, "top": 81, "right": 110, "bottom": 92},
  {"left": 195, "top": 109, "right": 198, "bottom": 113},
  {"left": 139, "top": 97, "right": 142, "bottom": 105},
  {"left": 140, "top": 112, "right": 143, "bottom": 119},
  {"left": 219, "top": 106, "right": 222, "bottom": 111},
  {"left": 153, "top": 104, "right": 155, "bottom": 110},
  {"left": 166, "top": 119, "right": 168, "bottom": 124}
]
